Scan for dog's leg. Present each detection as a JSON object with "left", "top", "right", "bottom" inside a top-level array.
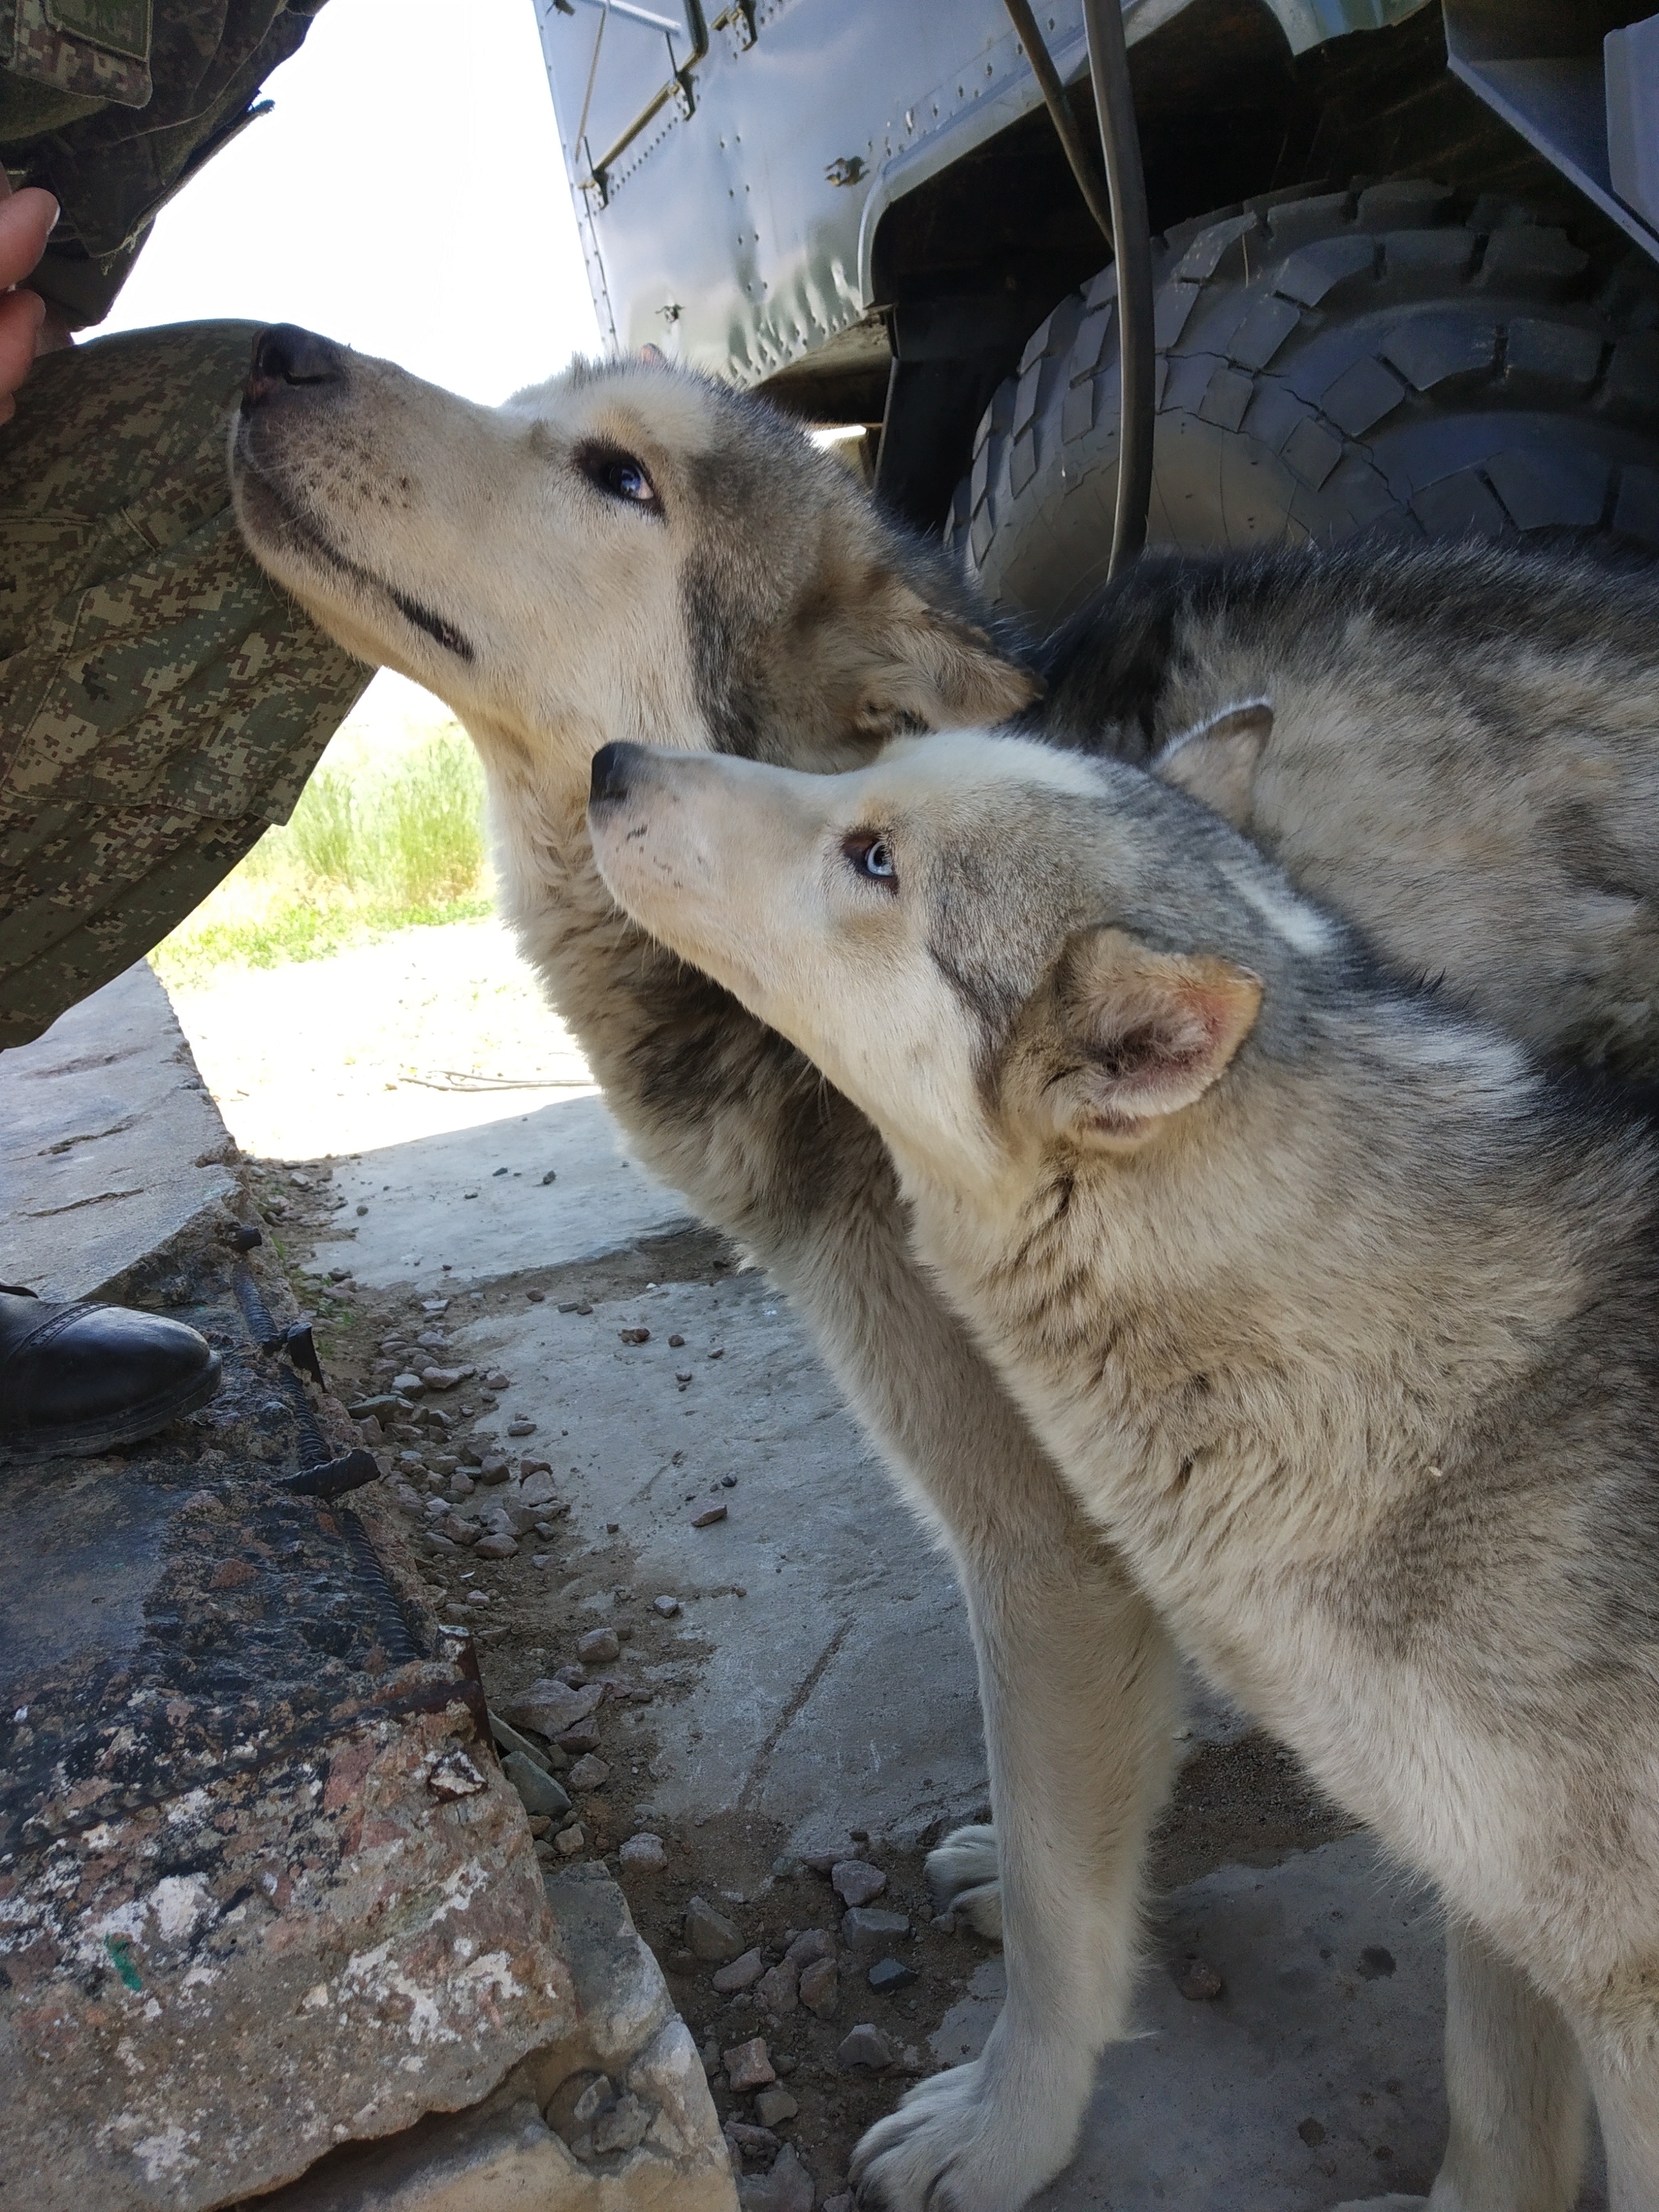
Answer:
[
  {"left": 1336, "top": 1924, "right": 1586, "bottom": 2212},
  {"left": 1577, "top": 2019, "right": 1659, "bottom": 2212},
  {"left": 523, "top": 886, "right": 1182, "bottom": 2210}
]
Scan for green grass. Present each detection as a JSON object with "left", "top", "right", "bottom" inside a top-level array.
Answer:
[{"left": 153, "top": 724, "right": 493, "bottom": 991}]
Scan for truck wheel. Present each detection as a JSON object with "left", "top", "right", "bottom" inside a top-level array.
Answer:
[{"left": 947, "top": 181, "right": 1659, "bottom": 625}]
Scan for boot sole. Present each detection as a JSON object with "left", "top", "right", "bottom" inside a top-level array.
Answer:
[{"left": 0, "top": 1351, "right": 223, "bottom": 1467}]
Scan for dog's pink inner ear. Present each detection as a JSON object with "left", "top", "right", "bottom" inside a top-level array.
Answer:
[
  {"left": 1060, "top": 927, "right": 1262, "bottom": 1140},
  {"left": 1153, "top": 702, "right": 1273, "bottom": 829}
]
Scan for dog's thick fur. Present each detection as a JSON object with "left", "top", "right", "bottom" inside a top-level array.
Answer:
[
  {"left": 588, "top": 730, "right": 1659, "bottom": 2209},
  {"left": 231, "top": 343, "right": 1659, "bottom": 2211}
]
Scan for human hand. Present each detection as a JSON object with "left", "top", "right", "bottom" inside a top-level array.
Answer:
[{"left": 0, "top": 172, "right": 61, "bottom": 424}]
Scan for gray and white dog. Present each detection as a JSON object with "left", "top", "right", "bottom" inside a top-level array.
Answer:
[
  {"left": 231, "top": 337, "right": 1659, "bottom": 2210},
  {"left": 589, "top": 727, "right": 1659, "bottom": 2212}
]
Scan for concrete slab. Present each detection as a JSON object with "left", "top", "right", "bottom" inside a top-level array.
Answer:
[
  {"left": 0, "top": 961, "right": 237, "bottom": 1301},
  {"left": 451, "top": 1270, "right": 987, "bottom": 1852},
  {"left": 323, "top": 1097, "right": 687, "bottom": 1295}
]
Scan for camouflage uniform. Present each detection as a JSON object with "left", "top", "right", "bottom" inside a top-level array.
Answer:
[{"left": 1, "top": 1, "right": 369, "bottom": 1048}]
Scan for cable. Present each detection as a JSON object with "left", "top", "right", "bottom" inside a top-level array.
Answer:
[
  {"left": 1003, "top": 0, "right": 1155, "bottom": 574},
  {"left": 1000, "top": 0, "right": 1114, "bottom": 243},
  {"left": 1081, "top": 0, "right": 1154, "bottom": 572}
]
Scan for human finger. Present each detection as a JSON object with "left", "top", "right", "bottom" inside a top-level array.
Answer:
[
  {"left": 0, "top": 185, "right": 58, "bottom": 292},
  {"left": 0, "top": 282, "right": 45, "bottom": 411}
]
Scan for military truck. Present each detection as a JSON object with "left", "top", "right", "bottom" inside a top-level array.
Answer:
[{"left": 535, "top": 0, "right": 1659, "bottom": 625}]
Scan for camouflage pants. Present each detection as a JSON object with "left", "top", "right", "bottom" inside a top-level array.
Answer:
[{"left": 0, "top": 321, "right": 372, "bottom": 1049}]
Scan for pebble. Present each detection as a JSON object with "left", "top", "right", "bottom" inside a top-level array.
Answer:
[
  {"left": 831, "top": 1860, "right": 886, "bottom": 1907},
  {"left": 503, "top": 1752, "right": 572, "bottom": 1819},
  {"left": 619, "top": 1327, "right": 650, "bottom": 1345},
  {"left": 527, "top": 1287, "right": 547, "bottom": 1301},
  {"left": 497, "top": 1677, "right": 605, "bottom": 1736},
  {"left": 555, "top": 1824, "right": 586, "bottom": 1856},
  {"left": 840, "top": 1907, "right": 910, "bottom": 1955},
  {"left": 691, "top": 1504, "right": 727, "bottom": 1528},
  {"left": 1179, "top": 1959, "right": 1225, "bottom": 2001},
  {"left": 722, "top": 2036, "right": 775, "bottom": 2092},
  {"left": 667, "top": 1333, "right": 685, "bottom": 1348},
  {"left": 438, "top": 1515, "right": 479, "bottom": 1547},
  {"left": 421, "top": 1298, "right": 450, "bottom": 1314},
  {"left": 784, "top": 1929, "right": 834, "bottom": 1967},
  {"left": 868, "top": 1957, "right": 918, "bottom": 1994},
  {"left": 798, "top": 1958, "right": 838, "bottom": 2018},
  {"left": 474, "top": 1533, "right": 519, "bottom": 1560},
  {"left": 447, "top": 1473, "right": 475, "bottom": 1500},
  {"left": 753, "top": 2086, "right": 798, "bottom": 2129},
  {"left": 466, "top": 1589, "right": 491, "bottom": 1607},
  {"left": 652, "top": 1595, "right": 682, "bottom": 1618},
  {"left": 618, "top": 1832, "right": 667, "bottom": 1873},
  {"left": 421, "top": 1366, "right": 464, "bottom": 1391},
  {"left": 578, "top": 1627, "right": 621, "bottom": 1663},
  {"left": 723, "top": 2120, "right": 778, "bottom": 2159},
  {"left": 506, "top": 1417, "right": 537, "bottom": 1436},
  {"left": 738, "top": 2146, "right": 812, "bottom": 2212},
  {"left": 836, "top": 2022, "right": 896, "bottom": 2072},
  {"left": 755, "top": 1959, "right": 799, "bottom": 2015},
  {"left": 391, "top": 1372, "right": 426, "bottom": 1396},
  {"left": 711, "top": 1948, "right": 766, "bottom": 1994},
  {"left": 484, "top": 1369, "right": 510, "bottom": 1389},
  {"left": 478, "top": 1454, "right": 511, "bottom": 1484},
  {"left": 591, "top": 2091, "right": 652, "bottom": 2155},
  {"left": 685, "top": 1895, "right": 745, "bottom": 1963},
  {"left": 566, "top": 1754, "right": 610, "bottom": 1792}
]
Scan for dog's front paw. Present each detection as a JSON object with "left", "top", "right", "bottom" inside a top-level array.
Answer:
[
  {"left": 924, "top": 1823, "right": 1002, "bottom": 1941},
  {"left": 850, "top": 2051, "right": 1078, "bottom": 2212}
]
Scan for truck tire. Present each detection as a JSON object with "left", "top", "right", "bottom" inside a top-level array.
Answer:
[{"left": 947, "top": 181, "right": 1659, "bottom": 625}]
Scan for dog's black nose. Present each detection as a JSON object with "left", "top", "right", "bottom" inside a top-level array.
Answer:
[
  {"left": 590, "top": 742, "right": 633, "bottom": 808},
  {"left": 242, "top": 324, "right": 347, "bottom": 411}
]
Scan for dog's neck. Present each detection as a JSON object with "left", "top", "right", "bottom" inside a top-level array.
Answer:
[{"left": 901, "top": 991, "right": 1640, "bottom": 1604}]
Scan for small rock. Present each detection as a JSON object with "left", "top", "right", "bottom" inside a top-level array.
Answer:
[
  {"left": 737, "top": 2147, "right": 813, "bottom": 2212},
  {"left": 652, "top": 1595, "right": 682, "bottom": 1618},
  {"left": 692, "top": 1504, "right": 728, "bottom": 1528},
  {"left": 547, "top": 2070, "right": 612, "bottom": 2140},
  {"left": 567, "top": 1754, "right": 610, "bottom": 1792},
  {"left": 837, "top": 2022, "right": 896, "bottom": 2071},
  {"left": 555, "top": 1823, "right": 586, "bottom": 1856},
  {"left": 591, "top": 2091, "right": 652, "bottom": 2155},
  {"left": 422, "top": 1298, "right": 450, "bottom": 1314},
  {"left": 753, "top": 2086, "right": 798, "bottom": 2130},
  {"left": 723, "top": 2035, "right": 775, "bottom": 2092},
  {"left": 465, "top": 1588, "right": 490, "bottom": 1607},
  {"left": 619, "top": 1832, "right": 667, "bottom": 1873},
  {"left": 484, "top": 1369, "right": 510, "bottom": 1389},
  {"left": 686, "top": 1895, "right": 744, "bottom": 1963},
  {"left": 392, "top": 1371, "right": 425, "bottom": 1396},
  {"left": 502, "top": 1751, "right": 572, "bottom": 1819},
  {"left": 831, "top": 1860, "right": 886, "bottom": 1907},
  {"left": 421, "top": 1366, "right": 464, "bottom": 1391},
  {"left": 477, "top": 1454, "right": 511, "bottom": 1484},
  {"left": 527, "top": 1287, "right": 546, "bottom": 1300},
  {"left": 447, "top": 1474, "right": 476, "bottom": 1501},
  {"left": 868, "top": 1957, "right": 918, "bottom": 1993},
  {"left": 840, "top": 1907, "right": 911, "bottom": 1955},
  {"left": 474, "top": 1533, "right": 519, "bottom": 1560},
  {"left": 1178, "top": 1958, "right": 1225, "bottom": 2001},
  {"left": 711, "top": 1948, "right": 766, "bottom": 1994},
  {"left": 506, "top": 1417, "right": 537, "bottom": 1437},
  {"left": 578, "top": 1626, "right": 621, "bottom": 1663},
  {"left": 784, "top": 1929, "right": 834, "bottom": 1967},
  {"left": 798, "top": 1958, "right": 838, "bottom": 2018},
  {"left": 668, "top": 1333, "right": 685, "bottom": 1347},
  {"left": 755, "top": 1959, "right": 799, "bottom": 2015},
  {"left": 497, "top": 1677, "right": 605, "bottom": 1737},
  {"left": 619, "top": 1327, "right": 650, "bottom": 1345},
  {"left": 724, "top": 2119, "right": 779, "bottom": 2162},
  {"left": 438, "top": 1515, "right": 479, "bottom": 1547}
]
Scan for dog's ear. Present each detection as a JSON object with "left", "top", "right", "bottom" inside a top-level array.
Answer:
[
  {"left": 1046, "top": 927, "right": 1261, "bottom": 1147},
  {"left": 1152, "top": 701, "right": 1273, "bottom": 828},
  {"left": 844, "top": 578, "right": 1040, "bottom": 736}
]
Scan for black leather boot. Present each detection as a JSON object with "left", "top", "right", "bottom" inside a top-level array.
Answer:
[{"left": 0, "top": 1286, "right": 221, "bottom": 1464}]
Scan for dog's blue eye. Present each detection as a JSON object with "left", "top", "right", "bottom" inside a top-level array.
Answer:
[
  {"left": 575, "top": 441, "right": 662, "bottom": 515},
  {"left": 845, "top": 833, "right": 897, "bottom": 887}
]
